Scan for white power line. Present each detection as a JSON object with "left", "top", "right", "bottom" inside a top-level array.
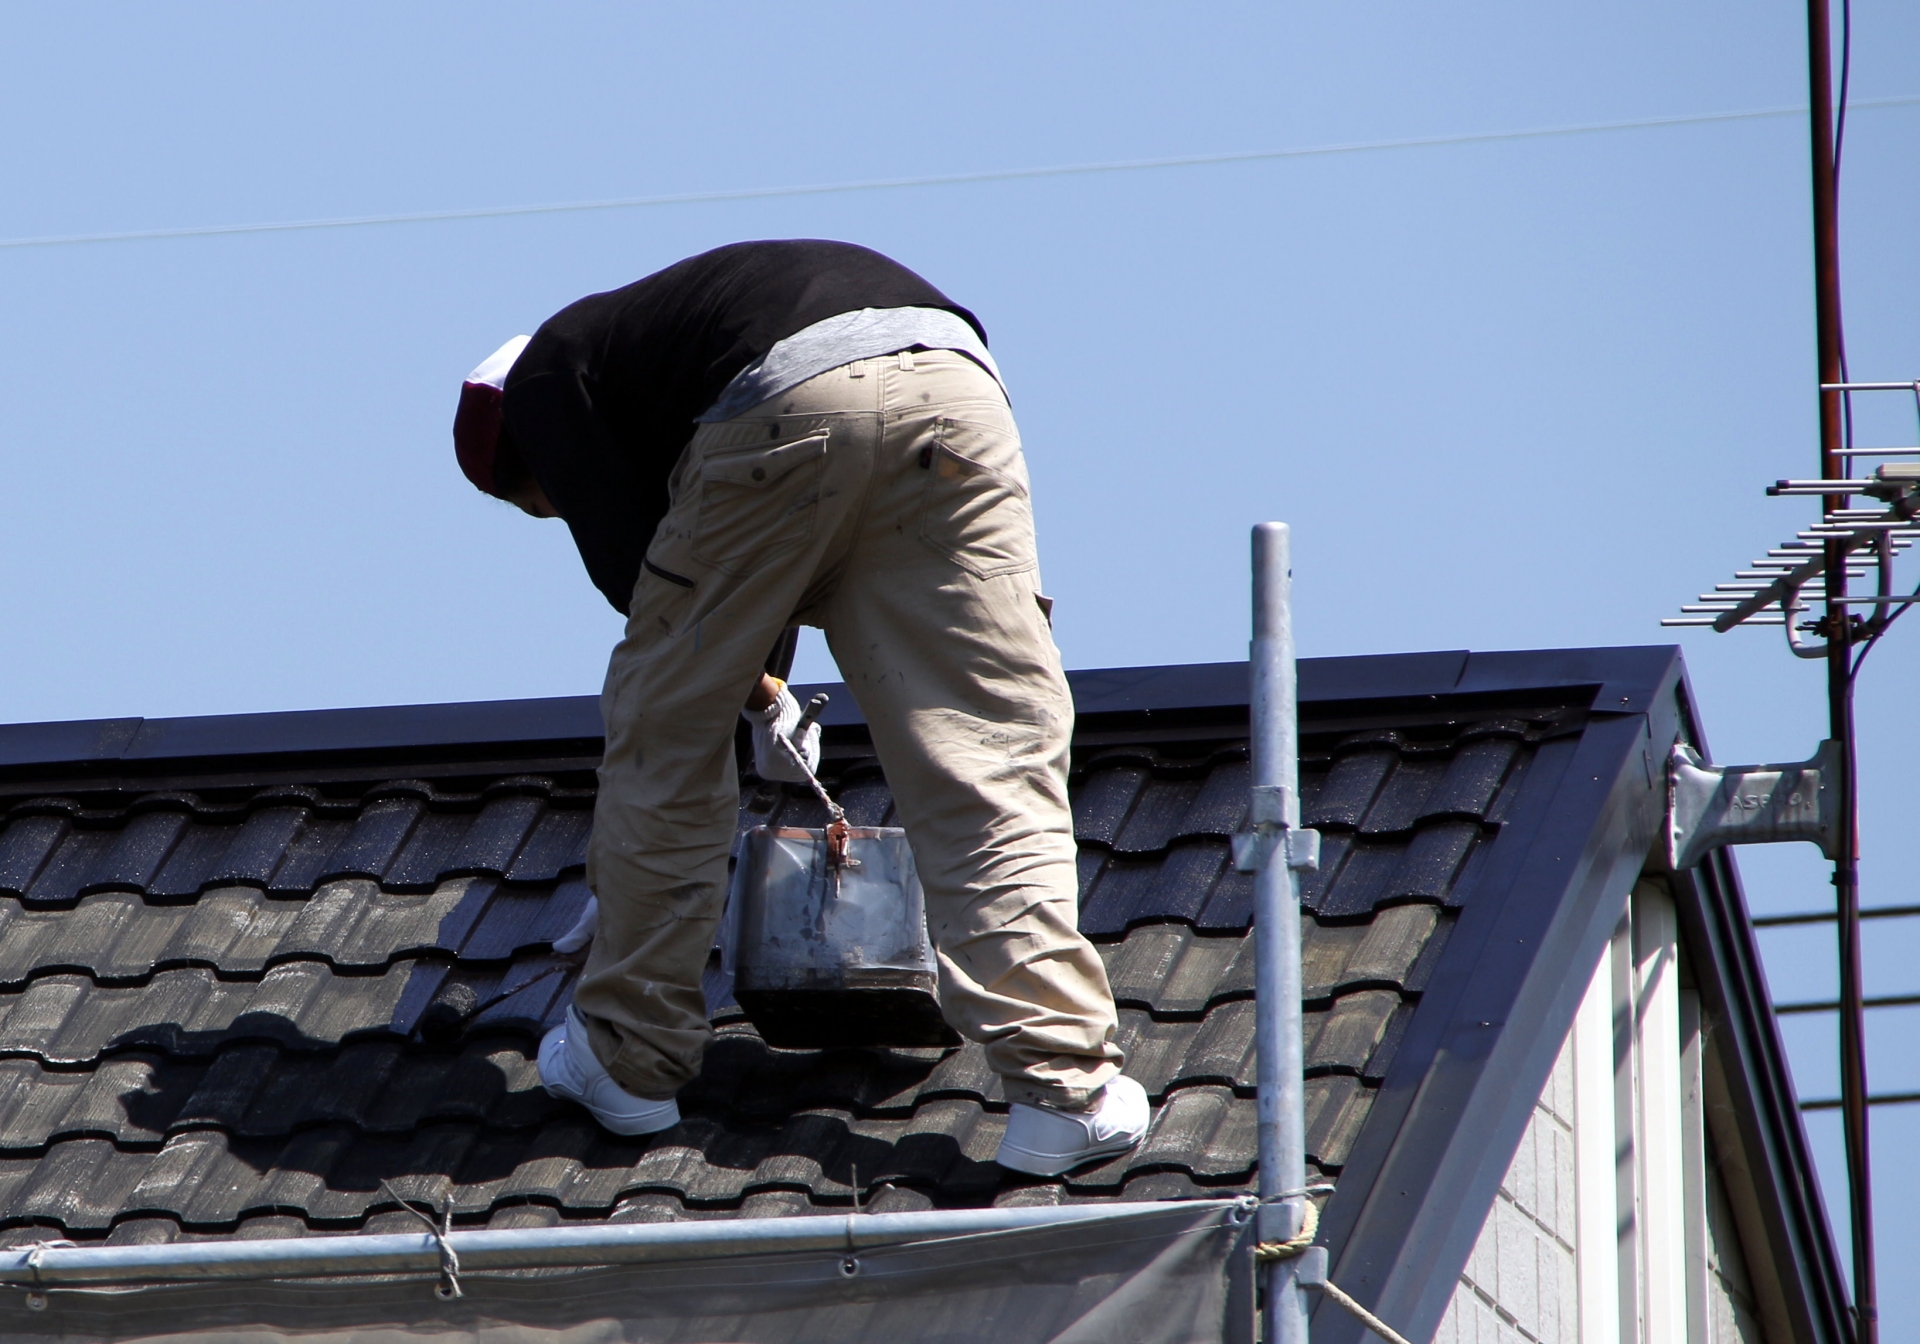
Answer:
[{"left": 2, "top": 96, "right": 1914, "bottom": 252}]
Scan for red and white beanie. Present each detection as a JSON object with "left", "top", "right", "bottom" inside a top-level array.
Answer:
[{"left": 452, "top": 335, "right": 532, "bottom": 497}]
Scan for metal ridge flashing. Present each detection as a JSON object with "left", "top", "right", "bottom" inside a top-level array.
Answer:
[
  {"left": 1307, "top": 646, "right": 1687, "bottom": 1343},
  {"left": 0, "top": 1200, "right": 1245, "bottom": 1289},
  {"left": 0, "top": 647, "right": 1683, "bottom": 780}
]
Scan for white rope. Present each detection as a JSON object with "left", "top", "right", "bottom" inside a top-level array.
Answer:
[
  {"left": 1316, "top": 1278, "right": 1417, "bottom": 1344},
  {"left": 771, "top": 720, "right": 856, "bottom": 869},
  {"left": 1252, "top": 1196, "right": 1321, "bottom": 1262}
]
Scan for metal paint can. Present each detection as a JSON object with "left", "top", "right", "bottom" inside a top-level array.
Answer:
[{"left": 726, "top": 826, "right": 957, "bottom": 1049}]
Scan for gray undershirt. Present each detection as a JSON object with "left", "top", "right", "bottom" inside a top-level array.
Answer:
[{"left": 697, "top": 307, "right": 1003, "bottom": 423}]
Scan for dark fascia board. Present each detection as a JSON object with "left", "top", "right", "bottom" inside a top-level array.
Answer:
[
  {"left": 1310, "top": 644, "right": 1688, "bottom": 1344},
  {"left": 0, "top": 645, "right": 1681, "bottom": 790},
  {"left": 1672, "top": 853, "right": 1851, "bottom": 1343}
]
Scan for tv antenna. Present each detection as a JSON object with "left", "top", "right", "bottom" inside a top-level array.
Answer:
[{"left": 1657, "top": 1, "right": 1912, "bottom": 1333}]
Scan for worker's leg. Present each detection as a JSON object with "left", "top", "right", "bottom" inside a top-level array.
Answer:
[
  {"left": 577, "top": 397, "right": 880, "bottom": 1097},
  {"left": 820, "top": 351, "right": 1123, "bottom": 1110}
]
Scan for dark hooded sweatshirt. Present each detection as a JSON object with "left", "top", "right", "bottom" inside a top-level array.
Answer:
[{"left": 502, "top": 240, "right": 983, "bottom": 613}]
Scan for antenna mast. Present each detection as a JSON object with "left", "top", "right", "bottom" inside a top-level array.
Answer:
[{"left": 1661, "top": 3, "right": 1920, "bottom": 1337}]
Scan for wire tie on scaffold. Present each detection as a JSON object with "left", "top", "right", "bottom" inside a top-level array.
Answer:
[
  {"left": 21, "top": 1239, "right": 73, "bottom": 1312},
  {"left": 381, "top": 1182, "right": 463, "bottom": 1300}
]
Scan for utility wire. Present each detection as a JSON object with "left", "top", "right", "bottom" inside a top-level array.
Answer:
[{"left": 2, "top": 95, "right": 1916, "bottom": 252}]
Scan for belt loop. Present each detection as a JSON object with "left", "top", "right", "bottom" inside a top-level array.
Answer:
[
  {"left": 897, "top": 349, "right": 916, "bottom": 371},
  {"left": 848, "top": 360, "right": 865, "bottom": 379}
]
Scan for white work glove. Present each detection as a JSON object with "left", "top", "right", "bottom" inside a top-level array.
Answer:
[
  {"left": 552, "top": 896, "right": 598, "bottom": 954},
  {"left": 746, "top": 681, "right": 822, "bottom": 783}
]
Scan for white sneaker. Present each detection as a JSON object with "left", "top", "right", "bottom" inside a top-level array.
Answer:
[
  {"left": 996, "top": 1076, "right": 1151, "bottom": 1176},
  {"left": 538, "top": 1008, "right": 682, "bottom": 1136}
]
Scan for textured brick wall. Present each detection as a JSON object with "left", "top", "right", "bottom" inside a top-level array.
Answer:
[
  {"left": 1433, "top": 1033, "right": 1581, "bottom": 1344},
  {"left": 1705, "top": 1153, "right": 1766, "bottom": 1343}
]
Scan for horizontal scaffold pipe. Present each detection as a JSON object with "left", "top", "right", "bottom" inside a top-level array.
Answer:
[{"left": 0, "top": 1199, "right": 1246, "bottom": 1289}]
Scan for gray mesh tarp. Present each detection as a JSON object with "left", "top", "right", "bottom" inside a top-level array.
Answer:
[{"left": 0, "top": 1201, "right": 1254, "bottom": 1344}]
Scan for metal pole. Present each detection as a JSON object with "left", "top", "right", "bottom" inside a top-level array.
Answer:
[
  {"left": 1806, "top": 0, "right": 1875, "bottom": 1335},
  {"left": 1252, "top": 522, "right": 1308, "bottom": 1344},
  {"left": 0, "top": 1201, "right": 1234, "bottom": 1289}
]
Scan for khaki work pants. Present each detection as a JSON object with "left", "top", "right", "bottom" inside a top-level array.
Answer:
[{"left": 576, "top": 350, "right": 1124, "bottom": 1110}]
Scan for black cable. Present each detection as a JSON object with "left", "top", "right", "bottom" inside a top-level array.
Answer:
[
  {"left": 1835, "top": 0, "right": 1855, "bottom": 452},
  {"left": 1849, "top": 580, "right": 1920, "bottom": 683},
  {"left": 1835, "top": 0, "right": 1853, "bottom": 178}
]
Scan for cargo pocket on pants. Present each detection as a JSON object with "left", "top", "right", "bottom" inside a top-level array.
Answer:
[
  {"left": 916, "top": 415, "right": 1038, "bottom": 580},
  {"left": 630, "top": 555, "right": 697, "bottom": 638},
  {"left": 690, "top": 428, "right": 829, "bottom": 575}
]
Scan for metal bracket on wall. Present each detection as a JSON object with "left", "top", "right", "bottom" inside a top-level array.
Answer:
[{"left": 1666, "top": 740, "right": 1842, "bottom": 871}]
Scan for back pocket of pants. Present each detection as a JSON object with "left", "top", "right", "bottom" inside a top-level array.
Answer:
[
  {"left": 691, "top": 428, "right": 829, "bottom": 574},
  {"left": 916, "top": 415, "right": 1037, "bottom": 580}
]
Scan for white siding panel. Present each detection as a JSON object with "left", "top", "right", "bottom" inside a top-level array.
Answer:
[
  {"left": 1574, "top": 945, "right": 1622, "bottom": 1344},
  {"left": 1446, "top": 1026, "right": 1582, "bottom": 1343}
]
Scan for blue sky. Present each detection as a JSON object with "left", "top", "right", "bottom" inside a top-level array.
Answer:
[{"left": 2, "top": 2, "right": 1917, "bottom": 1326}]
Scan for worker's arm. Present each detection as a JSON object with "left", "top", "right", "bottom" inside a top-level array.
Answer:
[
  {"left": 745, "top": 673, "right": 781, "bottom": 712},
  {"left": 743, "top": 675, "right": 822, "bottom": 782}
]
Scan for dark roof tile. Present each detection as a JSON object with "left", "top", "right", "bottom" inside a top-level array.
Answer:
[
  {"left": 1304, "top": 1074, "right": 1370, "bottom": 1169},
  {"left": 0, "top": 815, "right": 67, "bottom": 898},
  {"left": 463, "top": 878, "right": 593, "bottom": 961},
  {"left": 383, "top": 811, "right": 473, "bottom": 892},
  {"left": 1076, "top": 857, "right": 1156, "bottom": 938},
  {"left": 503, "top": 807, "right": 593, "bottom": 883},
  {"left": 1386, "top": 821, "right": 1481, "bottom": 902},
  {"left": 1300, "top": 922, "right": 1369, "bottom": 999},
  {"left": 85, "top": 808, "right": 192, "bottom": 895},
  {"left": 1358, "top": 759, "right": 1448, "bottom": 835},
  {"left": 1342, "top": 903, "right": 1441, "bottom": 986},
  {"left": 454, "top": 794, "right": 547, "bottom": 875},
  {"left": 321, "top": 797, "right": 425, "bottom": 884},
  {"left": 1304, "top": 749, "right": 1394, "bottom": 829},
  {"left": 201, "top": 807, "right": 310, "bottom": 890},
  {"left": 1145, "top": 841, "right": 1230, "bottom": 924},
  {"left": 266, "top": 816, "right": 354, "bottom": 895},
  {"left": 0, "top": 689, "right": 1552, "bottom": 1238},
  {"left": 1307, "top": 990, "right": 1401, "bottom": 1073},
  {"left": 1173, "top": 755, "right": 1249, "bottom": 840},
  {"left": 1101, "top": 925, "right": 1247, "bottom": 1015},
  {"left": 1194, "top": 865, "right": 1255, "bottom": 932},
  {"left": 25, "top": 828, "right": 115, "bottom": 905},
  {"left": 1112, "top": 777, "right": 1204, "bottom": 854},
  {"left": 1419, "top": 737, "right": 1522, "bottom": 819},
  {"left": 1313, "top": 838, "right": 1404, "bottom": 918},
  {"left": 1070, "top": 765, "right": 1149, "bottom": 848},
  {"left": 147, "top": 820, "right": 238, "bottom": 899}
]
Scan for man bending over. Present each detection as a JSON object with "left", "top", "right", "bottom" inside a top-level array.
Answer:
[{"left": 452, "top": 240, "right": 1147, "bottom": 1175}]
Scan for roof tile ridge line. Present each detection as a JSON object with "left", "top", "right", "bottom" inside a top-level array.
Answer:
[
  {"left": 1106, "top": 971, "right": 1425, "bottom": 1022},
  {"left": 0, "top": 1015, "right": 558, "bottom": 1077},
  {"left": 0, "top": 1124, "right": 167, "bottom": 1159},
  {"left": 1300, "top": 980, "right": 1429, "bottom": 1011},
  {"left": 23, "top": 1104, "right": 571, "bottom": 1158},
  {"left": 0, "top": 786, "right": 360, "bottom": 826},
  {"left": 1108, "top": 987, "right": 1255, "bottom": 1021},
  {"left": 0, "top": 779, "right": 576, "bottom": 829},
  {"left": 0, "top": 944, "right": 480, "bottom": 1000}
]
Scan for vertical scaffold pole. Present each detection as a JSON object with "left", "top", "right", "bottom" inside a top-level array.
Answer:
[{"left": 1252, "top": 522, "right": 1308, "bottom": 1344}]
